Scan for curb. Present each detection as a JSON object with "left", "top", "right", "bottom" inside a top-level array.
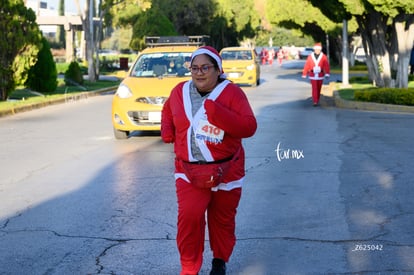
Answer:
[{"left": 0, "top": 86, "right": 117, "bottom": 118}]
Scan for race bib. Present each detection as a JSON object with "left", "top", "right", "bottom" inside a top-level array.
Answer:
[
  {"left": 313, "top": 66, "right": 321, "bottom": 73},
  {"left": 195, "top": 119, "right": 224, "bottom": 143}
]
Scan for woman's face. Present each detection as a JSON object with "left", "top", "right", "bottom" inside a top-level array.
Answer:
[{"left": 191, "top": 54, "right": 220, "bottom": 93}]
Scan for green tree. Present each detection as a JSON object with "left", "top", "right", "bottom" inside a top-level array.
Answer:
[
  {"left": 104, "top": 0, "right": 151, "bottom": 50},
  {"left": 111, "top": 0, "right": 215, "bottom": 50},
  {"left": 26, "top": 37, "right": 58, "bottom": 93},
  {"left": 154, "top": 0, "right": 216, "bottom": 36},
  {"left": 104, "top": 0, "right": 319, "bottom": 52},
  {"left": 209, "top": 15, "right": 238, "bottom": 49},
  {"left": 217, "top": 0, "right": 259, "bottom": 35},
  {"left": 107, "top": 0, "right": 262, "bottom": 50},
  {"left": 129, "top": 6, "right": 177, "bottom": 50},
  {"left": 107, "top": 0, "right": 151, "bottom": 27},
  {"left": 265, "top": 0, "right": 345, "bottom": 63},
  {"left": 209, "top": 0, "right": 260, "bottom": 48},
  {"left": 0, "top": 0, "right": 42, "bottom": 100},
  {"left": 265, "top": 0, "right": 340, "bottom": 41}
]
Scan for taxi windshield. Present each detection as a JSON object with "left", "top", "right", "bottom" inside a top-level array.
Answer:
[
  {"left": 221, "top": 50, "right": 252, "bottom": 60},
  {"left": 130, "top": 52, "right": 193, "bottom": 77}
]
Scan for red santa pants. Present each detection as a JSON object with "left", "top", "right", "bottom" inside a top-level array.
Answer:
[
  {"left": 310, "top": 79, "right": 323, "bottom": 104},
  {"left": 175, "top": 178, "right": 242, "bottom": 275}
]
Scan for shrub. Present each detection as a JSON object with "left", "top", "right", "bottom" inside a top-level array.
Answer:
[
  {"left": 25, "top": 37, "right": 58, "bottom": 93},
  {"left": 349, "top": 75, "right": 371, "bottom": 84},
  {"left": 64, "top": 61, "right": 84, "bottom": 85},
  {"left": 351, "top": 63, "right": 367, "bottom": 71},
  {"left": 354, "top": 88, "right": 414, "bottom": 106}
]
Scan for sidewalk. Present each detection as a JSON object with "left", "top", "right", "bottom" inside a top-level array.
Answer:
[
  {"left": 0, "top": 86, "right": 117, "bottom": 118},
  {"left": 0, "top": 74, "right": 120, "bottom": 118}
]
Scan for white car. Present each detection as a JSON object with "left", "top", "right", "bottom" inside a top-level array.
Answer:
[{"left": 299, "top": 47, "right": 314, "bottom": 59}]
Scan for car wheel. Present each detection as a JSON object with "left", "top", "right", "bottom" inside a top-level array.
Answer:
[
  {"left": 250, "top": 77, "right": 259, "bottom": 87},
  {"left": 114, "top": 128, "right": 129, "bottom": 139}
]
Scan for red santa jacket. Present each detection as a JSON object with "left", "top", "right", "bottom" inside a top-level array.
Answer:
[
  {"left": 302, "top": 52, "right": 330, "bottom": 80},
  {"left": 161, "top": 80, "right": 257, "bottom": 190}
]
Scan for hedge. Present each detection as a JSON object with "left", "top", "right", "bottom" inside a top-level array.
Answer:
[{"left": 354, "top": 88, "right": 414, "bottom": 106}]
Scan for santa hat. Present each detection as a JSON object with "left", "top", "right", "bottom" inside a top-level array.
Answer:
[
  {"left": 313, "top": 43, "right": 322, "bottom": 50},
  {"left": 191, "top": 46, "right": 226, "bottom": 78}
]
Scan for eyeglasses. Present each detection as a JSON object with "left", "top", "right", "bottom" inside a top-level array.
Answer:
[{"left": 190, "top": 64, "right": 215, "bottom": 74}]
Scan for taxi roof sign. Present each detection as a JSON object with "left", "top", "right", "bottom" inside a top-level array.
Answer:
[{"left": 145, "top": 36, "right": 210, "bottom": 47}]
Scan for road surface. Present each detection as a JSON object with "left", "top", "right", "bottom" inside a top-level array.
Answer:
[{"left": 0, "top": 61, "right": 413, "bottom": 274}]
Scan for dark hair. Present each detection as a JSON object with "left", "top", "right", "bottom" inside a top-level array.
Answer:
[
  {"left": 205, "top": 55, "right": 219, "bottom": 70},
  {"left": 205, "top": 55, "right": 225, "bottom": 82}
]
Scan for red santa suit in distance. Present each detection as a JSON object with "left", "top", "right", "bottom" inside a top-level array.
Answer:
[{"left": 302, "top": 43, "right": 330, "bottom": 105}]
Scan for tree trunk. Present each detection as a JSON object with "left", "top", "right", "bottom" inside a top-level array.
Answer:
[
  {"left": 357, "top": 12, "right": 392, "bottom": 87},
  {"left": 94, "top": 5, "right": 107, "bottom": 78},
  {"left": 75, "top": 0, "right": 97, "bottom": 82},
  {"left": 86, "top": 3, "right": 97, "bottom": 82},
  {"left": 394, "top": 14, "right": 414, "bottom": 88},
  {"left": 331, "top": 36, "right": 342, "bottom": 66}
]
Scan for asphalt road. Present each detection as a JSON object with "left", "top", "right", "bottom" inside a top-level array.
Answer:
[{"left": 0, "top": 61, "right": 413, "bottom": 274}]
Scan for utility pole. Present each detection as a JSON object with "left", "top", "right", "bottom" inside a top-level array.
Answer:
[
  {"left": 90, "top": 0, "right": 93, "bottom": 46},
  {"left": 342, "top": 19, "right": 350, "bottom": 87},
  {"left": 87, "top": 0, "right": 97, "bottom": 81}
]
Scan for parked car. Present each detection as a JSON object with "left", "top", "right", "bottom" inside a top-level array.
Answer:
[
  {"left": 299, "top": 47, "right": 314, "bottom": 59},
  {"left": 111, "top": 36, "right": 208, "bottom": 139},
  {"left": 220, "top": 47, "right": 261, "bottom": 87},
  {"left": 98, "top": 49, "right": 119, "bottom": 56},
  {"left": 354, "top": 47, "right": 367, "bottom": 63}
]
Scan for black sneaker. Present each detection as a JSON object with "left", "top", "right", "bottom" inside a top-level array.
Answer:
[{"left": 209, "top": 258, "right": 226, "bottom": 275}]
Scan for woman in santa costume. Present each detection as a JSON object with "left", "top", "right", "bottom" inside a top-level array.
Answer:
[
  {"left": 277, "top": 46, "right": 284, "bottom": 66},
  {"left": 161, "top": 46, "right": 257, "bottom": 275},
  {"left": 302, "top": 42, "right": 330, "bottom": 106}
]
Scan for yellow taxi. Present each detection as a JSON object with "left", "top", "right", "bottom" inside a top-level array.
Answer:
[
  {"left": 220, "top": 47, "right": 261, "bottom": 87},
  {"left": 112, "top": 36, "right": 208, "bottom": 139}
]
